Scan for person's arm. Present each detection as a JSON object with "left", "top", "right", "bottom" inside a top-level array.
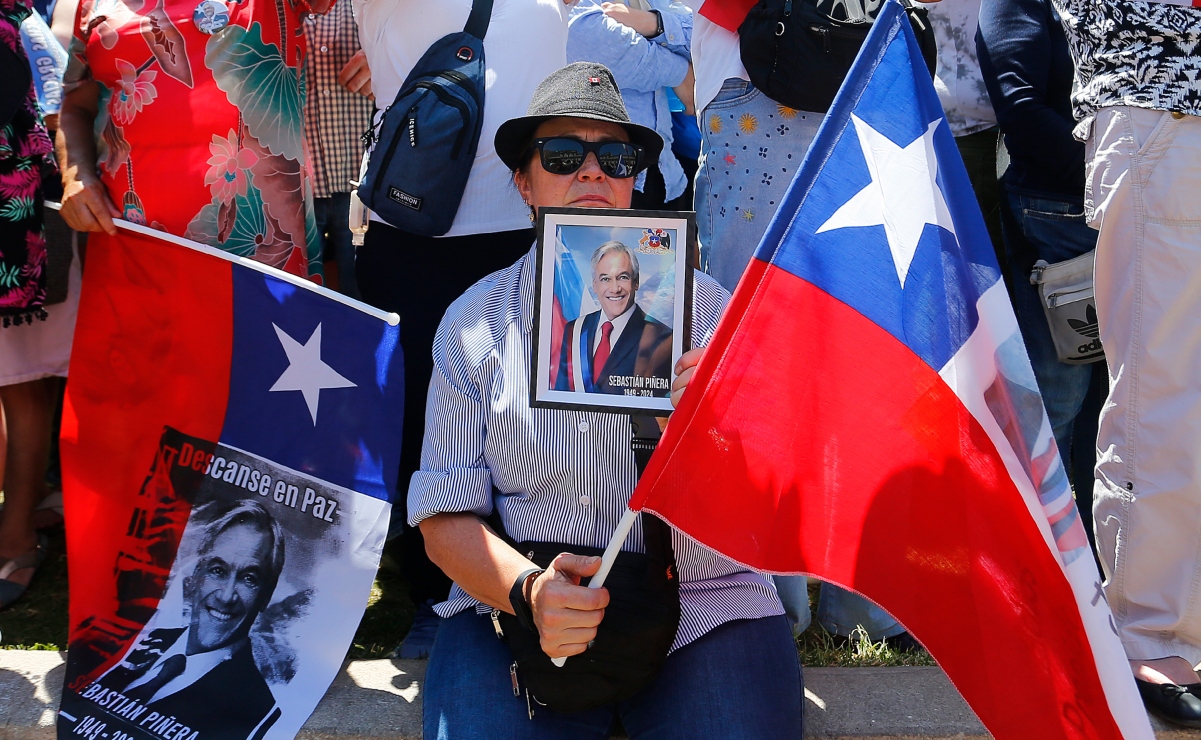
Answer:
[
  {"left": 50, "top": 0, "right": 79, "bottom": 55},
  {"left": 411, "top": 319, "right": 610, "bottom": 659},
  {"left": 975, "top": 0, "right": 1080, "bottom": 178},
  {"left": 647, "top": 0, "right": 692, "bottom": 57},
  {"left": 420, "top": 514, "right": 610, "bottom": 657},
  {"left": 56, "top": 81, "right": 120, "bottom": 234},
  {"left": 567, "top": 1, "right": 690, "bottom": 93},
  {"left": 337, "top": 49, "right": 373, "bottom": 100},
  {"left": 673, "top": 64, "right": 695, "bottom": 116}
]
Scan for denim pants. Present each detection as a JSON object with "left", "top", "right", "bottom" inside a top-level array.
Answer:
[
  {"left": 696, "top": 78, "right": 902, "bottom": 641},
  {"left": 423, "top": 611, "right": 804, "bottom": 739},
  {"left": 314, "top": 193, "right": 359, "bottom": 300},
  {"left": 998, "top": 184, "right": 1104, "bottom": 547},
  {"left": 1088, "top": 107, "right": 1201, "bottom": 664}
]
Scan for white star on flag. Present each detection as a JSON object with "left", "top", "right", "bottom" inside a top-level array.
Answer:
[
  {"left": 816, "top": 114, "right": 956, "bottom": 287},
  {"left": 269, "top": 323, "right": 356, "bottom": 425}
]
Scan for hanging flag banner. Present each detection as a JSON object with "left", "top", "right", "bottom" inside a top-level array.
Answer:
[
  {"left": 56, "top": 219, "right": 404, "bottom": 740},
  {"left": 628, "top": 3, "right": 1152, "bottom": 738}
]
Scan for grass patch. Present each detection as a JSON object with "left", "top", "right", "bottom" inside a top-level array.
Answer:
[
  {"left": 0, "top": 527, "right": 68, "bottom": 651},
  {"left": 347, "top": 554, "right": 415, "bottom": 660},
  {"left": 798, "top": 624, "right": 936, "bottom": 668}
]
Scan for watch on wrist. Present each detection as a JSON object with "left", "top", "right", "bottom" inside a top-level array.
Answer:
[
  {"left": 509, "top": 567, "right": 544, "bottom": 633},
  {"left": 648, "top": 9, "right": 664, "bottom": 39}
]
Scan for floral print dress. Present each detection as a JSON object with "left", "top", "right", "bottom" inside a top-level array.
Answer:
[
  {"left": 1, "top": 0, "right": 54, "bottom": 326},
  {"left": 63, "top": 0, "right": 323, "bottom": 279}
]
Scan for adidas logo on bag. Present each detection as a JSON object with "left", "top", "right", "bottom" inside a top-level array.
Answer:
[
  {"left": 1067, "top": 304, "right": 1100, "bottom": 339},
  {"left": 1068, "top": 305, "right": 1102, "bottom": 356}
]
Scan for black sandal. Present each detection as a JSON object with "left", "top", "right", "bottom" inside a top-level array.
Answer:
[{"left": 0, "top": 533, "right": 48, "bottom": 609}]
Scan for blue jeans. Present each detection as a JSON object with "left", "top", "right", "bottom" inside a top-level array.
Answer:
[
  {"left": 773, "top": 575, "right": 905, "bottom": 640},
  {"left": 423, "top": 611, "right": 803, "bottom": 739},
  {"left": 999, "top": 185, "right": 1105, "bottom": 546},
  {"left": 314, "top": 193, "right": 359, "bottom": 300}
]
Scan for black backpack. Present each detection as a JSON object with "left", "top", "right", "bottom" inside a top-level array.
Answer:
[
  {"left": 739, "top": 0, "right": 936, "bottom": 114},
  {"left": 358, "top": 0, "right": 493, "bottom": 236}
]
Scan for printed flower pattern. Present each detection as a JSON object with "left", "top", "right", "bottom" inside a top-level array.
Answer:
[
  {"left": 738, "top": 113, "right": 759, "bottom": 134},
  {"left": 204, "top": 129, "right": 259, "bottom": 204},
  {"left": 111, "top": 59, "right": 158, "bottom": 125},
  {"left": 1, "top": 0, "right": 52, "bottom": 324},
  {"left": 66, "top": 0, "right": 324, "bottom": 280}
]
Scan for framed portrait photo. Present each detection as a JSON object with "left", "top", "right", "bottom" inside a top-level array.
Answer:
[{"left": 531, "top": 207, "right": 695, "bottom": 416}]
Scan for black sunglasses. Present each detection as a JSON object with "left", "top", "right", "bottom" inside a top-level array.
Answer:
[{"left": 526, "top": 137, "right": 644, "bottom": 179}]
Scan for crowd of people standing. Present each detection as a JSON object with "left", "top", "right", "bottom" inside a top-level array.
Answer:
[{"left": 3, "top": 0, "right": 1201, "bottom": 733}]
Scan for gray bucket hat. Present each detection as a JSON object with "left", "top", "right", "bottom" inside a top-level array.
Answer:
[{"left": 494, "top": 62, "right": 663, "bottom": 172}]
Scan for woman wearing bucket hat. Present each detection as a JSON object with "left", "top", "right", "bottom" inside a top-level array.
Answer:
[{"left": 408, "top": 62, "right": 804, "bottom": 738}]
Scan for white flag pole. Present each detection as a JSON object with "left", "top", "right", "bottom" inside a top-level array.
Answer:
[{"left": 550, "top": 506, "right": 640, "bottom": 667}]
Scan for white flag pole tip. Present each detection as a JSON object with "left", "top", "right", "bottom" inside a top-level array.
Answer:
[{"left": 44, "top": 201, "right": 401, "bottom": 326}]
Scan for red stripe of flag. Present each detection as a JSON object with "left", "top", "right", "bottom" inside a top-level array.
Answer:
[
  {"left": 61, "top": 230, "right": 234, "bottom": 683},
  {"left": 631, "top": 257, "right": 1125, "bottom": 739}
]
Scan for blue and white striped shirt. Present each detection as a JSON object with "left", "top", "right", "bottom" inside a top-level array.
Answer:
[{"left": 408, "top": 246, "right": 783, "bottom": 651}]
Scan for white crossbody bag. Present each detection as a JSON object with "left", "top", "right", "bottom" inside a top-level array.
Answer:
[{"left": 1029, "top": 250, "right": 1104, "bottom": 365}]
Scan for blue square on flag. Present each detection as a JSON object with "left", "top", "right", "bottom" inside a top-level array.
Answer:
[{"left": 223, "top": 269, "right": 404, "bottom": 502}]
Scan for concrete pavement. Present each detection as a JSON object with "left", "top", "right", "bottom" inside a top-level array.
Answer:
[{"left": 2, "top": 649, "right": 1198, "bottom": 738}]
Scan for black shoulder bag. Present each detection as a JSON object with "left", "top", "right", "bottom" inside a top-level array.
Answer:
[
  {"left": 739, "top": 0, "right": 937, "bottom": 114},
  {"left": 358, "top": 0, "right": 492, "bottom": 236},
  {"left": 489, "top": 416, "right": 680, "bottom": 717}
]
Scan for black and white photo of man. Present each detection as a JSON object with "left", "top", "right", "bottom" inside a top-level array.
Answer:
[{"left": 100, "top": 500, "right": 284, "bottom": 738}]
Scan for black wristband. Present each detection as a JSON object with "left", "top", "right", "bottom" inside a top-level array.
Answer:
[
  {"left": 647, "top": 9, "right": 664, "bottom": 39},
  {"left": 509, "top": 567, "right": 544, "bottom": 633}
]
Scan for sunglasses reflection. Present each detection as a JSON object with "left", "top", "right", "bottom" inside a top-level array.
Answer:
[{"left": 531, "top": 137, "right": 644, "bottom": 178}]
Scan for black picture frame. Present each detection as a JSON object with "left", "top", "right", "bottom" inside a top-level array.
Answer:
[{"left": 530, "top": 207, "right": 695, "bottom": 417}]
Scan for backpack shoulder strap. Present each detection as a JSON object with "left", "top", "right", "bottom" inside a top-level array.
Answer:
[{"left": 464, "top": 0, "right": 495, "bottom": 40}]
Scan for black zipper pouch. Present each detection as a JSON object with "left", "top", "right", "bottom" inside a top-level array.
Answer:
[{"left": 487, "top": 511, "right": 680, "bottom": 716}]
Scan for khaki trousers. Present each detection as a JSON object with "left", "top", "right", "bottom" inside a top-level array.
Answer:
[{"left": 1088, "top": 106, "right": 1201, "bottom": 665}]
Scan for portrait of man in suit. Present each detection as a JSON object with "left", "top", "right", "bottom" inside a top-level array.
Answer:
[
  {"left": 554, "top": 240, "right": 673, "bottom": 396},
  {"left": 100, "top": 500, "right": 285, "bottom": 739}
]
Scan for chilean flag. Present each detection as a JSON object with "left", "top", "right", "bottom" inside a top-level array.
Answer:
[
  {"left": 549, "top": 229, "right": 589, "bottom": 386},
  {"left": 58, "top": 222, "right": 403, "bottom": 740},
  {"left": 629, "top": 4, "right": 1151, "bottom": 737}
]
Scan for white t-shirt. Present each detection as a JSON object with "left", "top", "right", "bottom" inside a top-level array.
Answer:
[
  {"left": 354, "top": 0, "right": 570, "bottom": 237},
  {"left": 690, "top": 0, "right": 749, "bottom": 116}
]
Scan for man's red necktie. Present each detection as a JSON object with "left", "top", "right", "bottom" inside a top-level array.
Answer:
[{"left": 593, "top": 320, "right": 614, "bottom": 384}]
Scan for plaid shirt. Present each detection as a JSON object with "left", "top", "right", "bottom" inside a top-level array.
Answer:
[{"left": 303, "top": 0, "right": 375, "bottom": 198}]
